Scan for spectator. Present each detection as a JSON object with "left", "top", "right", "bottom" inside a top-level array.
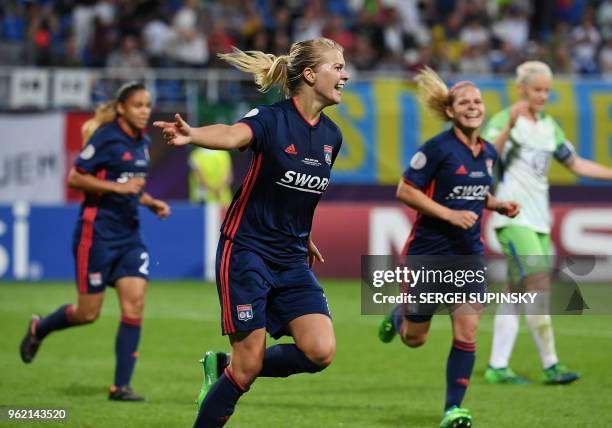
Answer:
[
  {"left": 600, "top": 36, "right": 612, "bottom": 76},
  {"left": 490, "top": 40, "right": 522, "bottom": 74},
  {"left": 459, "top": 44, "right": 491, "bottom": 75},
  {"left": 323, "top": 14, "right": 354, "bottom": 53},
  {"left": 56, "top": 33, "right": 83, "bottom": 67},
  {"left": 167, "top": 0, "right": 209, "bottom": 67},
  {"left": 0, "top": 0, "right": 609, "bottom": 79},
  {"left": 208, "top": 20, "right": 235, "bottom": 59},
  {"left": 492, "top": 4, "right": 529, "bottom": 51},
  {"left": 351, "top": 32, "right": 377, "bottom": 70},
  {"left": 106, "top": 34, "right": 148, "bottom": 70},
  {"left": 1, "top": 1, "right": 27, "bottom": 42},
  {"left": 142, "top": 10, "right": 173, "bottom": 67},
  {"left": 459, "top": 16, "right": 489, "bottom": 51},
  {"left": 597, "top": 0, "right": 612, "bottom": 40},
  {"left": 570, "top": 8, "right": 601, "bottom": 74},
  {"left": 28, "top": 4, "right": 59, "bottom": 66},
  {"left": 549, "top": 21, "right": 573, "bottom": 73},
  {"left": 90, "top": 16, "right": 115, "bottom": 67},
  {"left": 293, "top": 3, "right": 324, "bottom": 42},
  {"left": 381, "top": 7, "right": 408, "bottom": 59}
]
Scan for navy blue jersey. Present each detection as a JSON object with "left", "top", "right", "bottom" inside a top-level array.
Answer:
[
  {"left": 402, "top": 129, "right": 497, "bottom": 255},
  {"left": 222, "top": 98, "right": 342, "bottom": 264},
  {"left": 74, "top": 118, "right": 149, "bottom": 240}
]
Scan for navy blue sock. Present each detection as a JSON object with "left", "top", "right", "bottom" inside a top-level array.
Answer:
[
  {"left": 193, "top": 367, "right": 246, "bottom": 428},
  {"left": 259, "top": 344, "right": 322, "bottom": 377},
  {"left": 391, "top": 304, "right": 404, "bottom": 334},
  {"left": 35, "top": 304, "right": 76, "bottom": 340},
  {"left": 445, "top": 340, "right": 476, "bottom": 410},
  {"left": 114, "top": 317, "right": 142, "bottom": 387}
]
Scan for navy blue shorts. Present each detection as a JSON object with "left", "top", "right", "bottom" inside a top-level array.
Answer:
[
  {"left": 72, "top": 222, "right": 148, "bottom": 294},
  {"left": 216, "top": 237, "right": 331, "bottom": 339}
]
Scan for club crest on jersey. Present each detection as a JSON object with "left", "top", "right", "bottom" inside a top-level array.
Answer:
[
  {"left": 89, "top": 272, "right": 103, "bottom": 287},
  {"left": 324, "top": 145, "right": 333, "bottom": 165},
  {"left": 237, "top": 304, "right": 253, "bottom": 321}
]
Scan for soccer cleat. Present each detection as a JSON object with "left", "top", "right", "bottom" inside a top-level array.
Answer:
[
  {"left": 484, "top": 366, "right": 529, "bottom": 384},
  {"left": 196, "top": 351, "right": 230, "bottom": 408},
  {"left": 439, "top": 406, "right": 472, "bottom": 428},
  {"left": 20, "top": 315, "right": 42, "bottom": 363},
  {"left": 378, "top": 313, "right": 396, "bottom": 343},
  {"left": 109, "top": 386, "right": 145, "bottom": 401},
  {"left": 543, "top": 364, "right": 580, "bottom": 385}
]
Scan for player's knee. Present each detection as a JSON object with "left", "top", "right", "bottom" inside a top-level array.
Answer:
[
  {"left": 126, "top": 300, "right": 145, "bottom": 318},
  {"left": 304, "top": 342, "right": 336, "bottom": 370},
  {"left": 74, "top": 309, "right": 99, "bottom": 324},
  {"left": 455, "top": 329, "right": 477, "bottom": 344},
  {"left": 526, "top": 314, "right": 551, "bottom": 329},
  {"left": 454, "top": 321, "right": 478, "bottom": 343},
  {"left": 401, "top": 333, "right": 427, "bottom": 348}
]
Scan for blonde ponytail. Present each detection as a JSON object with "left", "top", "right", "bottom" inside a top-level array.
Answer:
[
  {"left": 415, "top": 67, "right": 451, "bottom": 122},
  {"left": 218, "top": 48, "right": 290, "bottom": 95},
  {"left": 81, "top": 101, "right": 117, "bottom": 145},
  {"left": 218, "top": 38, "right": 343, "bottom": 98},
  {"left": 415, "top": 67, "right": 477, "bottom": 122}
]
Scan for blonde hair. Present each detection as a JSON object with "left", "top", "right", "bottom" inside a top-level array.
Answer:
[
  {"left": 516, "top": 61, "right": 553, "bottom": 85},
  {"left": 218, "top": 38, "right": 343, "bottom": 97},
  {"left": 81, "top": 101, "right": 117, "bottom": 145},
  {"left": 81, "top": 81, "right": 147, "bottom": 145},
  {"left": 414, "top": 67, "right": 477, "bottom": 122}
]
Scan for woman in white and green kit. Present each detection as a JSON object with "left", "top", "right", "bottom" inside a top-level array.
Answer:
[{"left": 482, "top": 61, "right": 612, "bottom": 385}]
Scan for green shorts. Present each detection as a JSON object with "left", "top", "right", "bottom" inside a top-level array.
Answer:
[{"left": 495, "top": 226, "right": 551, "bottom": 284}]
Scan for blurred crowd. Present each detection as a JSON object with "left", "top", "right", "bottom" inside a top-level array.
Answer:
[{"left": 1, "top": 0, "right": 612, "bottom": 76}]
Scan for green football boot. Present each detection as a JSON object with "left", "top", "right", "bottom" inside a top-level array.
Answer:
[
  {"left": 439, "top": 406, "right": 472, "bottom": 428},
  {"left": 196, "top": 351, "right": 230, "bottom": 408},
  {"left": 543, "top": 364, "right": 580, "bottom": 385},
  {"left": 484, "top": 366, "right": 529, "bottom": 384},
  {"left": 378, "top": 312, "right": 396, "bottom": 343}
]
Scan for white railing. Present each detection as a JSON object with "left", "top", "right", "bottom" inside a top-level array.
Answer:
[{"left": 0, "top": 67, "right": 273, "bottom": 117}]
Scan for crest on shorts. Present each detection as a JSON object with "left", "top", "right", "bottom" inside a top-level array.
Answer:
[
  {"left": 237, "top": 304, "right": 253, "bottom": 322},
  {"left": 89, "top": 272, "right": 103, "bottom": 287},
  {"left": 324, "top": 145, "right": 333, "bottom": 165}
]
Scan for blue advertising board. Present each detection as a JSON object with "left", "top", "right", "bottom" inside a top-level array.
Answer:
[{"left": 0, "top": 203, "right": 206, "bottom": 281}]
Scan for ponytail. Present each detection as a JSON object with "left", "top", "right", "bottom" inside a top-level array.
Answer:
[
  {"left": 81, "top": 101, "right": 117, "bottom": 145},
  {"left": 415, "top": 66, "right": 477, "bottom": 122},
  {"left": 218, "top": 48, "right": 291, "bottom": 96},
  {"left": 218, "top": 38, "right": 343, "bottom": 98}
]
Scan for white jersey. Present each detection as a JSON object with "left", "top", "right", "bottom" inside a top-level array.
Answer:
[{"left": 482, "top": 108, "right": 576, "bottom": 233}]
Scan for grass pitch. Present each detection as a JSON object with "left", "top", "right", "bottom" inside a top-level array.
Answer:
[{"left": 1, "top": 281, "right": 611, "bottom": 427}]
